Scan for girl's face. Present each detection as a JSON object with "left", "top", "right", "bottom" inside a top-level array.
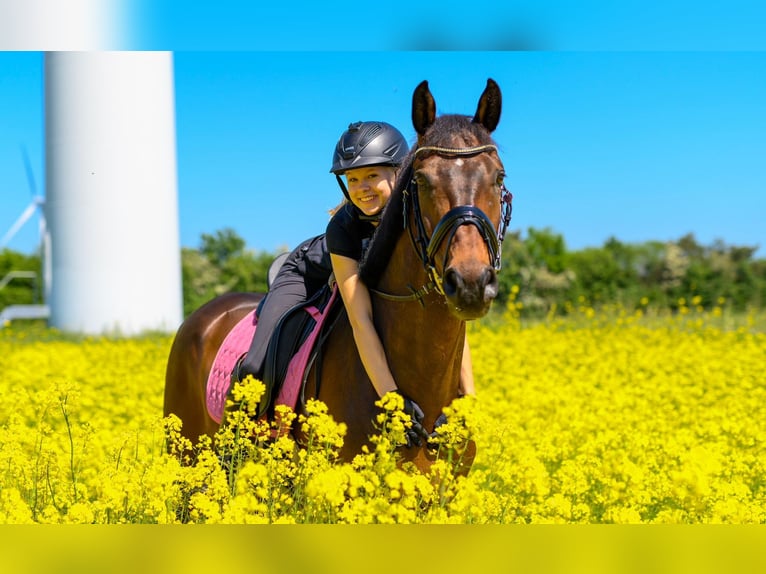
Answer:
[{"left": 344, "top": 165, "right": 397, "bottom": 217}]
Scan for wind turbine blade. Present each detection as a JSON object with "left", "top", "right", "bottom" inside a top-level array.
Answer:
[
  {"left": 20, "top": 144, "right": 39, "bottom": 199},
  {"left": 1, "top": 202, "right": 38, "bottom": 248}
]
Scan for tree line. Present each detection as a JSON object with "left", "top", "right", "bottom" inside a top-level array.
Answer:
[
  {"left": 2, "top": 227, "right": 764, "bottom": 319},
  {"left": 497, "top": 228, "right": 765, "bottom": 316}
]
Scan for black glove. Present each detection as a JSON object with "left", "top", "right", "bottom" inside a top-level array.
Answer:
[
  {"left": 396, "top": 391, "right": 429, "bottom": 448},
  {"left": 428, "top": 412, "right": 448, "bottom": 445}
]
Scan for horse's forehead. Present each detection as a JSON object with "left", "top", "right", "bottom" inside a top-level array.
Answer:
[
  {"left": 415, "top": 124, "right": 503, "bottom": 189},
  {"left": 443, "top": 130, "right": 482, "bottom": 148},
  {"left": 418, "top": 151, "right": 500, "bottom": 179}
]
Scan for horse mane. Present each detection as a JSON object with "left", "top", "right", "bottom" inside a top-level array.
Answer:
[
  {"left": 358, "top": 152, "right": 413, "bottom": 287},
  {"left": 359, "top": 114, "right": 497, "bottom": 287}
]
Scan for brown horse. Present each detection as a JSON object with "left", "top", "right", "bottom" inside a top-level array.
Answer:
[{"left": 164, "top": 78, "right": 510, "bottom": 473}]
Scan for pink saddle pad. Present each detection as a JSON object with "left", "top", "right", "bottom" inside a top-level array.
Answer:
[
  {"left": 206, "top": 309, "right": 258, "bottom": 423},
  {"left": 206, "top": 286, "right": 339, "bottom": 424}
]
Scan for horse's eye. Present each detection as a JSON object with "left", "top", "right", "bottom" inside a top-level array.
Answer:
[{"left": 496, "top": 173, "right": 506, "bottom": 187}]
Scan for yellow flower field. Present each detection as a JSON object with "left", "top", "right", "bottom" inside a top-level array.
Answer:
[{"left": 1, "top": 304, "right": 764, "bottom": 524}]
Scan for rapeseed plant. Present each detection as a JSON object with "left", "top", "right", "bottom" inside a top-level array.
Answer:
[{"left": 0, "top": 304, "right": 765, "bottom": 523}]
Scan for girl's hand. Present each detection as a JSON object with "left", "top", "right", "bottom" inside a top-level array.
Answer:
[{"left": 397, "top": 391, "right": 429, "bottom": 447}]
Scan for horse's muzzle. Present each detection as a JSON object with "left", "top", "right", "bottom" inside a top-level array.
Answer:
[{"left": 443, "top": 264, "right": 498, "bottom": 319}]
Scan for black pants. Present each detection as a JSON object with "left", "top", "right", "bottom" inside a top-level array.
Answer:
[{"left": 237, "top": 234, "right": 332, "bottom": 382}]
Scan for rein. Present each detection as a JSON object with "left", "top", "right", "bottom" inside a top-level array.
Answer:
[{"left": 370, "top": 143, "right": 513, "bottom": 305}]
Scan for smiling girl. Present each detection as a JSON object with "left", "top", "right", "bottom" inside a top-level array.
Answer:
[{"left": 233, "top": 121, "right": 473, "bottom": 444}]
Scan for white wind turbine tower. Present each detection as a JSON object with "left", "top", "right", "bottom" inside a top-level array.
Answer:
[
  {"left": 0, "top": 146, "right": 51, "bottom": 324},
  {"left": 45, "top": 51, "right": 183, "bottom": 335},
  {"left": 2, "top": 52, "right": 183, "bottom": 334}
]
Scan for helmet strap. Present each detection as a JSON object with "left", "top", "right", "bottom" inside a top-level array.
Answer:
[{"left": 335, "top": 174, "right": 350, "bottom": 201}]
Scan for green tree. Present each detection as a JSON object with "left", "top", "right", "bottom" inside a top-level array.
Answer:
[
  {"left": 525, "top": 227, "right": 568, "bottom": 273},
  {"left": 566, "top": 247, "right": 622, "bottom": 304},
  {"left": 181, "top": 247, "right": 222, "bottom": 317},
  {"left": 496, "top": 228, "right": 573, "bottom": 316},
  {"left": 181, "top": 228, "right": 282, "bottom": 317},
  {"left": 0, "top": 249, "right": 42, "bottom": 309},
  {"left": 200, "top": 228, "right": 246, "bottom": 267},
  {"left": 496, "top": 230, "right": 529, "bottom": 307}
]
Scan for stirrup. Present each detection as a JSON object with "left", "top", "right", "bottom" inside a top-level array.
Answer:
[{"left": 230, "top": 355, "right": 246, "bottom": 386}]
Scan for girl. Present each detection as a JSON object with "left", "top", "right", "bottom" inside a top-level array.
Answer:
[{"left": 234, "top": 121, "right": 474, "bottom": 445}]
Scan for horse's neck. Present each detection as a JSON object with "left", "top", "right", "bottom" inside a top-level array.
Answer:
[{"left": 373, "top": 234, "right": 465, "bottom": 418}]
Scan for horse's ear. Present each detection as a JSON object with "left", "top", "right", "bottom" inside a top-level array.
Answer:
[
  {"left": 412, "top": 80, "right": 436, "bottom": 136},
  {"left": 472, "top": 78, "right": 502, "bottom": 133}
]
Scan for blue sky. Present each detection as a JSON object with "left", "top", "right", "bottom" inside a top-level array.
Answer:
[{"left": 1, "top": 4, "right": 765, "bottom": 257}]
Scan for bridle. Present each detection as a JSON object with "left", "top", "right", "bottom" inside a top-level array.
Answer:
[{"left": 371, "top": 143, "right": 513, "bottom": 305}]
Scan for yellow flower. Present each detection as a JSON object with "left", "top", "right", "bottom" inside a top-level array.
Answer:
[{"left": 1, "top": 307, "right": 765, "bottom": 523}]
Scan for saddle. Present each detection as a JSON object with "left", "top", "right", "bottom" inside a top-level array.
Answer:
[
  {"left": 206, "top": 284, "right": 342, "bottom": 425},
  {"left": 261, "top": 283, "right": 338, "bottom": 418}
]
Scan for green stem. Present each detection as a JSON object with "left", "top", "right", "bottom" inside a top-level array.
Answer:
[{"left": 60, "top": 393, "right": 78, "bottom": 503}]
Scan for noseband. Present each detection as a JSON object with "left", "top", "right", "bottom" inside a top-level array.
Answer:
[{"left": 371, "top": 143, "right": 513, "bottom": 305}]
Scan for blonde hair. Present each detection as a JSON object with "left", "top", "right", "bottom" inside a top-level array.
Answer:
[{"left": 328, "top": 198, "right": 348, "bottom": 217}]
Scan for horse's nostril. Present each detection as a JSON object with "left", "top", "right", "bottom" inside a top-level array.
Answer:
[
  {"left": 483, "top": 267, "right": 499, "bottom": 301},
  {"left": 443, "top": 268, "right": 463, "bottom": 297}
]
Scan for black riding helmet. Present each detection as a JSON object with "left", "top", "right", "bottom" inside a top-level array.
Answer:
[{"left": 330, "top": 121, "right": 409, "bottom": 211}]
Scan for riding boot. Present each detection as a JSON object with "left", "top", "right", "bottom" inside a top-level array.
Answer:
[
  {"left": 228, "top": 354, "right": 271, "bottom": 421},
  {"left": 223, "top": 355, "right": 247, "bottom": 421}
]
